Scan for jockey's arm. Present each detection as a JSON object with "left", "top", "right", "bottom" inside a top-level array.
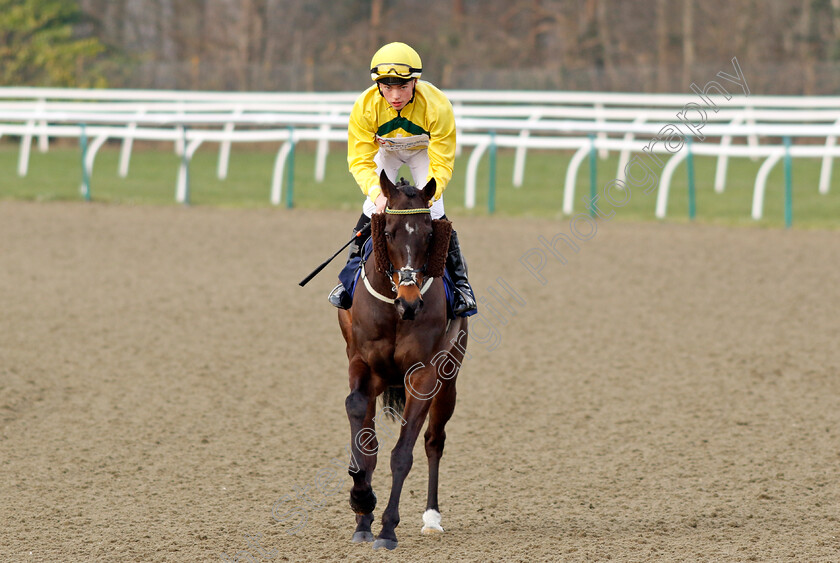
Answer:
[
  {"left": 347, "top": 101, "right": 384, "bottom": 206},
  {"left": 424, "top": 100, "right": 457, "bottom": 203}
]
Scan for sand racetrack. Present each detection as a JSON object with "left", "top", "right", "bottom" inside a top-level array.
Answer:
[{"left": 1, "top": 201, "right": 839, "bottom": 562}]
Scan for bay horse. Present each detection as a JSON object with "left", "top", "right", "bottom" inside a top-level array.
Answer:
[{"left": 337, "top": 171, "right": 468, "bottom": 550}]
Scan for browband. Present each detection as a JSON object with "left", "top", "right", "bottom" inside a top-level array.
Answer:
[{"left": 385, "top": 207, "right": 430, "bottom": 215}]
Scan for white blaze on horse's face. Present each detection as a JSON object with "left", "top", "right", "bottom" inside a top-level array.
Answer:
[
  {"left": 404, "top": 223, "right": 415, "bottom": 265},
  {"left": 383, "top": 209, "right": 432, "bottom": 301}
]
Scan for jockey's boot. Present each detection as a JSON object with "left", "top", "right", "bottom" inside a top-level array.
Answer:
[
  {"left": 328, "top": 214, "right": 369, "bottom": 309},
  {"left": 327, "top": 282, "right": 353, "bottom": 309},
  {"left": 446, "top": 230, "right": 478, "bottom": 317}
]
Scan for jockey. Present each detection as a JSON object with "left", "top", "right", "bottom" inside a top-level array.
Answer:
[{"left": 328, "top": 42, "right": 477, "bottom": 317}]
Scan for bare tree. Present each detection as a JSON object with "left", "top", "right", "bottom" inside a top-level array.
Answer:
[
  {"left": 370, "top": 0, "right": 384, "bottom": 53},
  {"left": 595, "top": 0, "right": 617, "bottom": 90},
  {"left": 833, "top": 0, "right": 840, "bottom": 59},
  {"left": 656, "top": 0, "right": 669, "bottom": 91},
  {"left": 682, "top": 0, "right": 694, "bottom": 88},
  {"left": 69, "top": 0, "right": 840, "bottom": 93},
  {"left": 800, "top": 0, "right": 815, "bottom": 94}
]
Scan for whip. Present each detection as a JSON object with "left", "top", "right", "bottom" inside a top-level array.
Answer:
[{"left": 298, "top": 222, "right": 370, "bottom": 287}]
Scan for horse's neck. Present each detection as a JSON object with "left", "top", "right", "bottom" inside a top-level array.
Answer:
[{"left": 358, "top": 261, "right": 449, "bottom": 356}]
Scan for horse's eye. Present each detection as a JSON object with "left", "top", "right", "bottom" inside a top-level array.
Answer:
[{"left": 384, "top": 231, "right": 392, "bottom": 239}]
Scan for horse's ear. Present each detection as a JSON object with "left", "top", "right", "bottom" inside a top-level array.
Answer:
[
  {"left": 421, "top": 178, "right": 437, "bottom": 204},
  {"left": 379, "top": 170, "right": 395, "bottom": 200}
]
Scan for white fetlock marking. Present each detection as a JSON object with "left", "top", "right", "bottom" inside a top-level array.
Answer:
[{"left": 421, "top": 509, "right": 444, "bottom": 534}]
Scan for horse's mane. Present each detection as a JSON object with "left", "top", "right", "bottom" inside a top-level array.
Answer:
[{"left": 392, "top": 177, "right": 420, "bottom": 199}]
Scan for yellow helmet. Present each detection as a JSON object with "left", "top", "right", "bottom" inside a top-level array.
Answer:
[{"left": 370, "top": 42, "right": 422, "bottom": 83}]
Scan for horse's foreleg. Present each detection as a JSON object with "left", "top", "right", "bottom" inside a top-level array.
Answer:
[
  {"left": 345, "top": 357, "right": 382, "bottom": 542},
  {"left": 374, "top": 387, "right": 435, "bottom": 550},
  {"left": 422, "top": 320, "right": 466, "bottom": 535},
  {"left": 422, "top": 381, "right": 456, "bottom": 535}
]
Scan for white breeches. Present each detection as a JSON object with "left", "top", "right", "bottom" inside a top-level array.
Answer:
[{"left": 362, "top": 148, "right": 445, "bottom": 220}]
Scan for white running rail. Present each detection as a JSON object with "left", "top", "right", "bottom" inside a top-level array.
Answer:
[{"left": 1, "top": 87, "right": 838, "bottom": 221}]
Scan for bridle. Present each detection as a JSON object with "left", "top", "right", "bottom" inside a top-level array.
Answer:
[{"left": 361, "top": 206, "right": 435, "bottom": 304}]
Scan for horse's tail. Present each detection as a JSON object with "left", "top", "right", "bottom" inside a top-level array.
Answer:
[{"left": 380, "top": 385, "right": 406, "bottom": 421}]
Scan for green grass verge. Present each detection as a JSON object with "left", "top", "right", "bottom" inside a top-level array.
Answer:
[{"left": 1, "top": 140, "right": 838, "bottom": 229}]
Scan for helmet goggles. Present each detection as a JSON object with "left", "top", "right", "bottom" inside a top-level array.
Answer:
[{"left": 370, "top": 62, "right": 422, "bottom": 81}]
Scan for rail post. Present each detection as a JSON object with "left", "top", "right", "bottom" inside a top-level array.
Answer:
[
  {"left": 488, "top": 131, "right": 497, "bottom": 214},
  {"left": 588, "top": 134, "right": 597, "bottom": 218},
  {"left": 687, "top": 137, "right": 696, "bottom": 220},
  {"left": 181, "top": 126, "right": 190, "bottom": 205},
  {"left": 285, "top": 126, "right": 296, "bottom": 209},
  {"left": 784, "top": 136, "right": 793, "bottom": 228},
  {"left": 80, "top": 124, "right": 91, "bottom": 201}
]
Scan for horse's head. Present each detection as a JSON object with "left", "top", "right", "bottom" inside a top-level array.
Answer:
[{"left": 370, "top": 171, "right": 451, "bottom": 321}]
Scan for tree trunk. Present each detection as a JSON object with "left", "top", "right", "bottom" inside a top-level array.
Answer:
[
  {"left": 596, "top": 0, "right": 617, "bottom": 90},
  {"left": 733, "top": 0, "right": 754, "bottom": 66},
  {"left": 656, "top": 0, "right": 669, "bottom": 91},
  {"left": 831, "top": 0, "right": 840, "bottom": 60},
  {"left": 682, "top": 0, "right": 695, "bottom": 87},
  {"left": 158, "top": 0, "right": 176, "bottom": 61},
  {"left": 236, "top": 0, "right": 253, "bottom": 90},
  {"left": 263, "top": 0, "right": 281, "bottom": 89},
  {"left": 370, "top": 0, "right": 383, "bottom": 52},
  {"left": 800, "top": 0, "right": 815, "bottom": 94},
  {"left": 102, "top": 0, "right": 125, "bottom": 47},
  {"left": 249, "top": 1, "right": 264, "bottom": 89}
]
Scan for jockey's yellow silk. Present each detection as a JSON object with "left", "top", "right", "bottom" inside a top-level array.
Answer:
[{"left": 347, "top": 80, "right": 456, "bottom": 204}]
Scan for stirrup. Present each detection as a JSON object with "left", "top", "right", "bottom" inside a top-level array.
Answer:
[{"left": 328, "top": 284, "right": 353, "bottom": 310}]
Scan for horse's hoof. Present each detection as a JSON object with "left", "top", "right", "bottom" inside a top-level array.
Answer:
[
  {"left": 372, "top": 538, "right": 398, "bottom": 550},
  {"left": 352, "top": 531, "right": 374, "bottom": 543},
  {"left": 421, "top": 509, "right": 444, "bottom": 534}
]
